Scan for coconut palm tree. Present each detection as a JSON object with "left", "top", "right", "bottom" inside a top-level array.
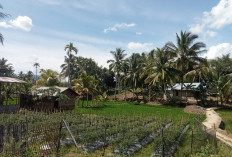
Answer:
[
  {"left": 0, "top": 4, "right": 10, "bottom": 45},
  {"left": 107, "top": 48, "right": 126, "bottom": 100},
  {"left": 144, "top": 48, "right": 178, "bottom": 99},
  {"left": 33, "top": 62, "right": 40, "bottom": 80},
  {"left": 60, "top": 54, "right": 76, "bottom": 80},
  {"left": 72, "top": 71, "right": 98, "bottom": 107},
  {"left": 124, "top": 53, "right": 141, "bottom": 91},
  {"left": 184, "top": 62, "right": 210, "bottom": 82},
  {"left": 165, "top": 30, "right": 206, "bottom": 99},
  {"left": 64, "top": 42, "right": 78, "bottom": 86},
  {"left": 209, "top": 54, "right": 232, "bottom": 104},
  {"left": 121, "top": 60, "right": 129, "bottom": 99},
  {"left": 0, "top": 58, "right": 13, "bottom": 76},
  {"left": 36, "top": 69, "right": 60, "bottom": 87}
]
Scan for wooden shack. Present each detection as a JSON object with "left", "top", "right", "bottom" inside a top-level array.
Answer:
[
  {"left": 37, "top": 87, "right": 78, "bottom": 110},
  {"left": 20, "top": 87, "right": 78, "bottom": 110}
]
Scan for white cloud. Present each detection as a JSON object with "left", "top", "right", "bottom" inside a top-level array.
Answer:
[
  {"left": 189, "top": 24, "right": 204, "bottom": 34},
  {"left": 136, "top": 32, "right": 142, "bottom": 35},
  {"left": 0, "top": 30, "right": 118, "bottom": 73},
  {"left": 205, "top": 31, "right": 217, "bottom": 37},
  {"left": 38, "top": 0, "right": 61, "bottom": 5},
  {"left": 204, "top": 43, "right": 232, "bottom": 59},
  {"left": 127, "top": 42, "right": 153, "bottom": 51},
  {"left": 104, "top": 23, "right": 136, "bottom": 33},
  {"left": 189, "top": 0, "right": 232, "bottom": 37},
  {"left": 0, "top": 16, "right": 33, "bottom": 31}
]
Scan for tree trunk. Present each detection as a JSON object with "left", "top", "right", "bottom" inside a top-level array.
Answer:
[
  {"left": 82, "top": 99, "right": 84, "bottom": 108},
  {"left": 124, "top": 82, "right": 127, "bottom": 100},
  {"left": 180, "top": 76, "right": 184, "bottom": 104},
  {"left": 148, "top": 88, "right": 151, "bottom": 102},
  {"left": 0, "top": 83, "right": 2, "bottom": 106},
  {"left": 68, "top": 56, "right": 71, "bottom": 87},
  {"left": 186, "top": 91, "right": 188, "bottom": 106},
  {"left": 114, "top": 79, "right": 117, "bottom": 101},
  {"left": 87, "top": 93, "right": 89, "bottom": 107},
  {"left": 220, "top": 95, "right": 223, "bottom": 105},
  {"left": 163, "top": 81, "right": 166, "bottom": 101},
  {"left": 77, "top": 98, "right": 80, "bottom": 108}
]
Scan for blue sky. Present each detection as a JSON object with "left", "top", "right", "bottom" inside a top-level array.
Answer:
[{"left": 0, "top": 0, "right": 232, "bottom": 74}]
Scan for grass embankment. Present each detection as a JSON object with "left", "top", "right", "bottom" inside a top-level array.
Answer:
[{"left": 217, "top": 109, "right": 232, "bottom": 133}]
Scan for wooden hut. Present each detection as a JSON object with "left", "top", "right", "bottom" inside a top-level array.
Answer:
[{"left": 23, "top": 87, "right": 79, "bottom": 110}]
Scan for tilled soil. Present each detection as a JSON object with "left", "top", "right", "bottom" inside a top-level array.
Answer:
[{"left": 183, "top": 105, "right": 206, "bottom": 115}]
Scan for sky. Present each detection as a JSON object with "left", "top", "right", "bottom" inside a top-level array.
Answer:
[{"left": 0, "top": 0, "right": 232, "bottom": 74}]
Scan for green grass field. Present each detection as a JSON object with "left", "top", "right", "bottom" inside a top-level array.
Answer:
[
  {"left": 3, "top": 98, "right": 18, "bottom": 105},
  {"left": 74, "top": 101, "right": 197, "bottom": 123},
  {"left": 69, "top": 101, "right": 232, "bottom": 157}
]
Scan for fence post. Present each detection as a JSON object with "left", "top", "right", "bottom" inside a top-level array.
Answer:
[
  {"left": 214, "top": 124, "right": 217, "bottom": 153},
  {"left": 62, "top": 119, "right": 78, "bottom": 149},
  {"left": 56, "top": 120, "right": 63, "bottom": 154},
  {"left": 0, "top": 125, "right": 4, "bottom": 153},
  {"left": 191, "top": 130, "right": 193, "bottom": 154},
  {"left": 162, "top": 128, "right": 164, "bottom": 157},
  {"left": 102, "top": 124, "right": 107, "bottom": 156}
]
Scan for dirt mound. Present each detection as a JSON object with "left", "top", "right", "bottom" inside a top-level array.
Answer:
[{"left": 184, "top": 105, "right": 206, "bottom": 115}]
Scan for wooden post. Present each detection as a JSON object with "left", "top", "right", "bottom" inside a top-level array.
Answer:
[
  {"left": 162, "top": 129, "right": 164, "bottom": 157},
  {"left": 62, "top": 119, "right": 78, "bottom": 149},
  {"left": 56, "top": 121, "right": 63, "bottom": 154},
  {"left": 191, "top": 130, "right": 193, "bottom": 154},
  {"left": 0, "top": 82, "right": 2, "bottom": 106}
]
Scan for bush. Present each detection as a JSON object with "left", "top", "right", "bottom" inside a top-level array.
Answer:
[{"left": 143, "top": 95, "right": 149, "bottom": 104}]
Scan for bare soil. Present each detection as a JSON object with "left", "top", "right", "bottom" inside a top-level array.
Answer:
[{"left": 183, "top": 105, "right": 206, "bottom": 115}]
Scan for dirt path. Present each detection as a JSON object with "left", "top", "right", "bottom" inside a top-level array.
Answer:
[{"left": 202, "top": 108, "right": 232, "bottom": 148}]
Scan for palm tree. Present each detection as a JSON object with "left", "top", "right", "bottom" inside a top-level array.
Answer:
[
  {"left": 124, "top": 54, "right": 141, "bottom": 91},
  {"left": 165, "top": 30, "right": 206, "bottom": 99},
  {"left": 144, "top": 48, "right": 178, "bottom": 99},
  {"left": 64, "top": 42, "right": 78, "bottom": 86},
  {"left": 0, "top": 4, "right": 10, "bottom": 45},
  {"left": 72, "top": 71, "right": 98, "bottom": 107},
  {"left": 60, "top": 54, "right": 76, "bottom": 80},
  {"left": 36, "top": 69, "right": 60, "bottom": 87},
  {"left": 184, "top": 62, "right": 210, "bottom": 82},
  {"left": 107, "top": 48, "right": 126, "bottom": 100},
  {"left": 0, "top": 58, "right": 13, "bottom": 76},
  {"left": 121, "top": 60, "right": 129, "bottom": 100},
  {"left": 209, "top": 54, "right": 232, "bottom": 104},
  {"left": 33, "top": 62, "right": 40, "bottom": 80}
]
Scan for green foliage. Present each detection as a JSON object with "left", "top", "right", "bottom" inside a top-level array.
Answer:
[
  {"left": 191, "top": 143, "right": 214, "bottom": 157},
  {"left": 36, "top": 69, "right": 60, "bottom": 87},
  {"left": 56, "top": 93, "right": 70, "bottom": 102}
]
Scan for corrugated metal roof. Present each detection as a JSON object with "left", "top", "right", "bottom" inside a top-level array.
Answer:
[
  {"left": 0, "top": 77, "right": 26, "bottom": 83},
  {"left": 35, "top": 86, "right": 78, "bottom": 96},
  {"left": 37, "top": 87, "right": 68, "bottom": 93},
  {"left": 166, "top": 83, "right": 201, "bottom": 91}
]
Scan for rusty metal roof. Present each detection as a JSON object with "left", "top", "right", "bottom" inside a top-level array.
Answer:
[{"left": 0, "top": 77, "right": 26, "bottom": 83}]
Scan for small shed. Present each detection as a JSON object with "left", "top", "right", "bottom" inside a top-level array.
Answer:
[
  {"left": 166, "top": 83, "right": 201, "bottom": 100},
  {"left": 20, "top": 87, "right": 79, "bottom": 110},
  {"left": 36, "top": 87, "right": 78, "bottom": 110},
  {"left": 0, "top": 77, "right": 26, "bottom": 113}
]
